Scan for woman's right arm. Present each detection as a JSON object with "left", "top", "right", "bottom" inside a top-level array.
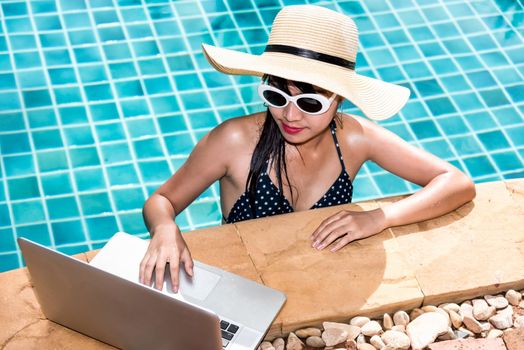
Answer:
[
  {"left": 139, "top": 193, "right": 191, "bottom": 293},
  {"left": 138, "top": 118, "right": 248, "bottom": 292}
]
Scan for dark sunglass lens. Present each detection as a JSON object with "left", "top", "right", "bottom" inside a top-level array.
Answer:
[
  {"left": 297, "top": 97, "right": 323, "bottom": 113},
  {"left": 263, "top": 90, "right": 287, "bottom": 107}
]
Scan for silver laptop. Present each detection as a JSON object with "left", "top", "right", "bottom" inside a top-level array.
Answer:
[{"left": 18, "top": 232, "right": 286, "bottom": 350}]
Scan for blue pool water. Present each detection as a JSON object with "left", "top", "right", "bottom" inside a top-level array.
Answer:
[{"left": 0, "top": 0, "right": 523, "bottom": 272}]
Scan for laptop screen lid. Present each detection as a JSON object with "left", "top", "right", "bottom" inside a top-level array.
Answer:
[{"left": 18, "top": 237, "right": 222, "bottom": 350}]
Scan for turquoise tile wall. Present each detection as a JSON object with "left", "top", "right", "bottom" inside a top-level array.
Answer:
[{"left": 0, "top": 0, "right": 523, "bottom": 271}]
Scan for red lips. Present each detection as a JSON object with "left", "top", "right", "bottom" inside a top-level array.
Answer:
[{"left": 282, "top": 123, "right": 305, "bottom": 135}]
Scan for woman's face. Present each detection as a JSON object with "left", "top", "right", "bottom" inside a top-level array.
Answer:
[{"left": 268, "top": 83, "right": 339, "bottom": 144}]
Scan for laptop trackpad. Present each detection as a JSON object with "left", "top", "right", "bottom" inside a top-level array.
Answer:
[{"left": 165, "top": 266, "right": 221, "bottom": 301}]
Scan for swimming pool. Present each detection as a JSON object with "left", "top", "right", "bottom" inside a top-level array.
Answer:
[{"left": 0, "top": 0, "right": 523, "bottom": 272}]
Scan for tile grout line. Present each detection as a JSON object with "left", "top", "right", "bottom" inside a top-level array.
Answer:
[
  {"left": 338, "top": 0, "right": 431, "bottom": 197},
  {"left": 109, "top": 0, "right": 175, "bottom": 203},
  {"left": 165, "top": 1, "right": 228, "bottom": 228},
  {"left": 385, "top": 0, "right": 505, "bottom": 181},
  {"left": 2, "top": 0, "right": 57, "bottom": 264},
  {"left": 55, "top": 0, "right": 124, "bottom": 245}
]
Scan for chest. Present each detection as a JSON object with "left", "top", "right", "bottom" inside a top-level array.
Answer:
[
  {"left": 266, "top": 149, "right": 350, "bottom": 211},
  {"left": 223, "top": 125, "right": 366, "bottom": 213}
]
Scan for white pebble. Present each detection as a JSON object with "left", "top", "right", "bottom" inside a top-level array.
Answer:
[
  {"left": 506, "top": 289, "right": 522, "bottom": 306},
  {"left": 461, "top": 303, "right": 483, "bottom": 333},
  {"left": 350, "top": 316, "right": 370, "bottom": 328},
  {"left": 435, "top": 308, "right": 451, "bottom": 327},
  {"left": 487, "top": 329, "right": 504, "bottom": 338},
  {"left": 381, "top": 330, "right": 410, "bottom": 349},
  {"left": 514, "top": 315, "right": 524, "bottom": 328},
  {"left": 295, "top": 327, "right": 320, "bottom": 338},
  {"left": 260, "top": 341, "right": 275, "bottom": 350},
  {"left": 361, "top": 320, "right": 383, "bottom": 337},
  {"left": 406, "top": 312, "right": 448, "bottom": 350},
  {"left": 370, "top": 334, "right": 385, "bottom": 348},
  {"left": 484, "top": 294, "right": 509, "bottom": 309},
  {"left": 323, "top": 322, "right": 360, "bottom": 340},
  {"left": 421, "top": 305, "right": 438, "bottom": 313},
  {"left": 305, "top": 336, "right": 325, "bottom": 347},
  {"left": 391, "top": 325, "right": 406, "bottom": 333},
  {"left": 321, "top": 328, "right": 348, "bottom": 347},
  {"left": 285, "top": 332, "right": 304, "bottom": 350},
  {"left": 356, "top": 343, "right": 375, "bottom": 350},
  {"left": 393, "top": 311, "right": 410, "bottom": 326},
  {"left": 383, "top": 313, "right": 393, "bottom": 330},
  {"left": 457, "top": 327, "right": 474, "bottom": 338},
  {"left": 472, "top": 299, "right": 496, "bottom": 321},
  {"left": 440, "top": 303, "right": 460, "bottom": 313},
  {"left": 437, "top": 327, "right": 456, "bottom": 341},
  {"left": 272, "top": 338, "right": 284, "bottom": 350},
  {"left": 449, "top": 309, "right": 463, "bottom": 329},
  {"left": 488, "top": 306, "right": 513, "bottom": 330}
]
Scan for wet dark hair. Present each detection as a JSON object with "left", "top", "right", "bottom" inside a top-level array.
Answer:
[{"left": 245, "top": 75, "right": 322, "bottom": 212}]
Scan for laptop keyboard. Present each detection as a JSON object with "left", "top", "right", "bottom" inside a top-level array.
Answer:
[{"left": 220, "top": 319, "right": 240, "bottom": 348}]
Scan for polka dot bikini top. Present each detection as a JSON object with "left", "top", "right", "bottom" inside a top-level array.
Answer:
[{"left": 224, "top": 121, "right": 353, "bottom": 224}]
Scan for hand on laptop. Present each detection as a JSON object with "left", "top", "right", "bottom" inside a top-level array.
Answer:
[{"left": 139, "top": 223, "right": 194, "bottom": 293}]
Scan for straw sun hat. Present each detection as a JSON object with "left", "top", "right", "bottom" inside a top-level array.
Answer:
[{"left": 202, "top": 5, "right": 410, "bottom": 121}]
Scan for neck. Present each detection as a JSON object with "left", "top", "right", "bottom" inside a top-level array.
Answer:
[{"left": 285, "top": 122, "right": 334, "bottom": 163}]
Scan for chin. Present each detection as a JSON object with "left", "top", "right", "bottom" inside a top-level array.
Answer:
[{"left": 281, "top": 131, "right": 313, "bottom": 145}]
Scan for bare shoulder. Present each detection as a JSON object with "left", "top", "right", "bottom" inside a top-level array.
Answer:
[
  {"left": 209, "top": 112, "right": 263, "bottom": 144},
  {"left": 338, "top": 113, "right": 383, "bottom": 136},
  {"left": 338, "top": 113, "right": 402, "bottom": 143},
  {"left": 336, "top": 113, "right": 410, "bottom": 163},
  {"left": 336, "top": 113, "right": 375, "bottom": 157},
  {"left": 203, "top": 112, "right": 264, "bottom": 185},
  {"left": 197, "top": 112, "right": 264, "bottom": 175}
]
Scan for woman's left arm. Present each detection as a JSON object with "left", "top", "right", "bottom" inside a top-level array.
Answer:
[{"left": 311, "top": 117, "right": 476, "bottom": 252}]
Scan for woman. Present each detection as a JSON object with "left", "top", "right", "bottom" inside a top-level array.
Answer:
[{"left": 139, "top": 5, "right": 476, "bottom": 292}]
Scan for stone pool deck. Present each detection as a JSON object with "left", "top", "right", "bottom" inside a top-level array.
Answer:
[{"left": 0, "top": 179, "right": 523, "bottom": 349}]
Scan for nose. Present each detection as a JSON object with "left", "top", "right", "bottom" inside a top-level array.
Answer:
[{"left": 283, "top": 101, "right": 303, "bottom": 122}]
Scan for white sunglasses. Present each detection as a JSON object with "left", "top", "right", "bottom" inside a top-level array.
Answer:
[{"left": 258, "top": 84, "right": 337, "bottom": 115}]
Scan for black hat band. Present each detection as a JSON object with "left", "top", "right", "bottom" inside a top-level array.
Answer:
[{"left": 264, "top": 44, "right": 355, "bottom": 70}]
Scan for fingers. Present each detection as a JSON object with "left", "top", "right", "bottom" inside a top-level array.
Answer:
[
  {"left": 154, "top": 254, "right": 167, "bottom": 291},
  {"left": 312, "top": 218, "right": 347, "bottom": 249},
  {"left": 139, "top": 254, "right": 148, "bottom": 284},
  {"left": 311, "top": 212, "right": 343, "bottom": 241},
  {"left": 182, "top": 251, "right": 194, "bottom": 277},
  {"left": 140, "top": 253, "right": 157, "bottom": 286},
  {"left": 168, "top": 249, "right": 193, "bottom": 293},
  {"left": 330, "top": 234, "right": 354, "bottom": 252},
  {"left": 139, "top": 225, "right": 190, "bottom": 292},
  {"left": 169, "top": 260, "right": 181, "bottom": 293},
  {"left": 314, "top": 227, "right": 349, "bottom": 250}
]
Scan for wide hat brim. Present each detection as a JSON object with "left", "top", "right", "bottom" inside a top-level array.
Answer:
[{"left": 202, "top": 43, "right": 410, "bottom": 121}]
